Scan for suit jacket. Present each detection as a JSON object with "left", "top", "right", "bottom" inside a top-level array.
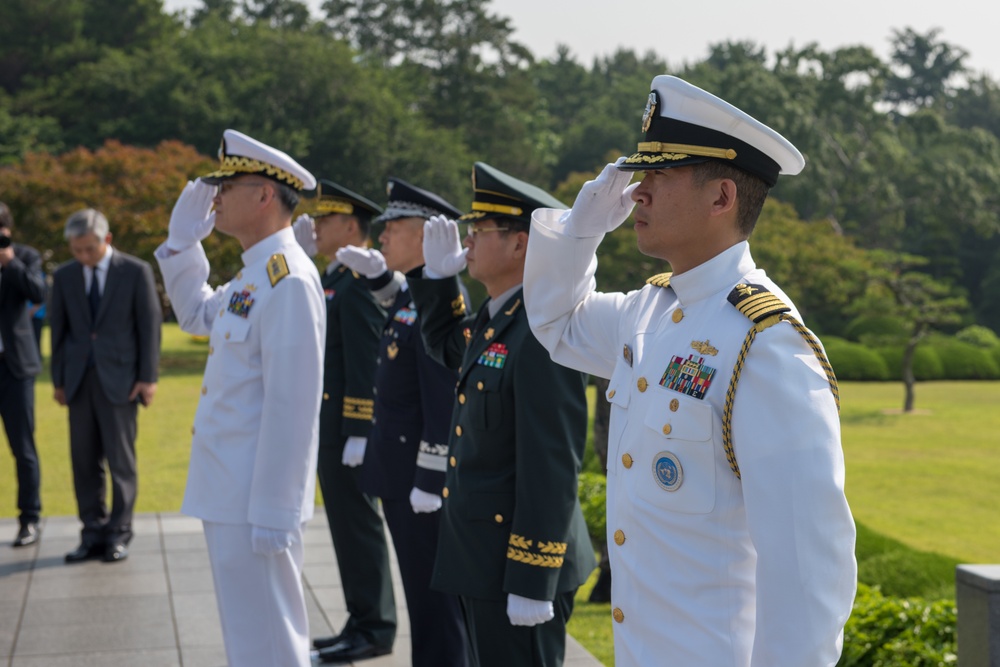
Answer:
[
  {"left": 408, "top": 278, "right": 595, "bottom": 603},
  {"left": 0, "top": 243, "right": 46, "bottom": 379},
  {"left": 50, "top": 249, "right": 162, "bottom": 405},
  {"left": 320, "top": 264, "right": 383, "bottom": 445},
  {"left": 362, "top": 284, "right": 460, "bottom": 501}
]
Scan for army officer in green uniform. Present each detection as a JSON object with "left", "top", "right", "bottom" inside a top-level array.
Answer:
[
  {"left": 406, "top": 163, "right": 595, "bottom": 667},
  {"left": 292, "top": 181, "right": 397, "bottom": 657}
]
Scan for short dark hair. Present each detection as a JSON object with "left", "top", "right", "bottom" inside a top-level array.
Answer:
[
  {"left": 497, "top": 216, "right": 530, "bottom": 235},
  {"left": 0, "top": 202, "right": 13, "bottom": 230},
  {"left": 690, "top": 161, "right": 770, "bottom": 238},
  {"left": 272, "top": 181, "right": 300, "bottom": 215}
]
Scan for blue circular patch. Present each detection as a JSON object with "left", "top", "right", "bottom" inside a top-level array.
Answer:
[{"left": 652, "top": 451, "right": 683, "bottom": 492}]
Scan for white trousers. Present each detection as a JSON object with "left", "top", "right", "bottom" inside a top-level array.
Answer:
[{"left": 203, "top": 521, "right": 309, "bottom": 667}]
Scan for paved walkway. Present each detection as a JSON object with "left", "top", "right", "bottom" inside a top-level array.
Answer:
[{"left": 0, "top": 513, "right": 604, "bottom": 666}]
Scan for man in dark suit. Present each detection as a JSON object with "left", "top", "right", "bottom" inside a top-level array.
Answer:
[
  {"left": 406, "top": 164, "right": 596, "bottom": 667},
  {"left": 50, "top": 208, "right": 161, "bottom": 563},
  {"left": 290, "top": 181, "right": 399, "bottom": 661},
  {"left": 0, "top": 202, "right": 46, "bottom": 547}
]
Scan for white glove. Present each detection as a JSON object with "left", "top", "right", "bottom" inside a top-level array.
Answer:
[
  {"left": 506, "top": 593, "right": 555, "bottom": 627},
  {"left": 560, "top": 159, "right": 638, "bottom": 237},
  {"left": 422, "top": 215, "right": 467, "bottom": 279},
  {"left": 336, "top": 245, "right": 388, "bottom": 279},
  {"left": 167, "top": 180, "right": 216, "bottom": 251},
  {"left": 251, "top": 525, "right": 293, "bottom": 556},
  {"left": 292, "top": 214, "right": 317, "bottom": 258},
  {"left": 342, "top": 436, "right": 367, "bottom": 467},
  {"left": 409, "top": 487, "right": 442, "bottom": 514}
]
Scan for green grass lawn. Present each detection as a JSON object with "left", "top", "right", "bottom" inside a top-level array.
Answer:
[{"left": 2, "top": 324, "right": 995, "bottom": 665}]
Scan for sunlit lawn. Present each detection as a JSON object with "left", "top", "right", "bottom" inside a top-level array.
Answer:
[{"left": 2, "top": 324, "right": 997, "bottom": 665}]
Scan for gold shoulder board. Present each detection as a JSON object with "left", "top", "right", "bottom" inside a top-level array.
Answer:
[
  {"left": 267, "top": 254, "right": 290, "bottom": 287},
  {"left": 645, "top": 272, "right": 672, "bottom": 288},
  {"left": 727, "top": 283, "right": 790, "bottom": 325}
]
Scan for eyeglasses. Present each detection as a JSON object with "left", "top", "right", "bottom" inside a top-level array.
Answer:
[{"left": 466, "top": 226, "right": 510, "bottom": 238}]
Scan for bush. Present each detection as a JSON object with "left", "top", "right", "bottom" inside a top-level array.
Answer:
[
  {"left": 838, "top": 584, "right": 956, "bottom": 667},
  {"left": 931, "top": 338, "right": 1000, "bottom": 379},
  {"left": 577, "top": 472, "right": 607, "bottom": 548},
  {"left": 825, "top": 339, "right": 891, "bottom": 381},
  {"left": 844, "top": 316, "right": 908, "bottom": 342},
  {"left": 955, "top": 324, "right": 1000, "bottom": 349},
  {"left": 875, "top": 346, "right": 945, "bottom": 382}
]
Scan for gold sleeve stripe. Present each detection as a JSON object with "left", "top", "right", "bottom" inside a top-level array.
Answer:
[
  {"left": 509, "top": 533, "right": 533, "bottom": 549},
  {"left": 507, "top": 547, "right": 564, "bottom": 568},
  {"left": 343, "top": 397, "right": 375, "bottom": 406}
]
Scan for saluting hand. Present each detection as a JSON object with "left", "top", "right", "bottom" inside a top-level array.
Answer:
[
  {"left": 422, "top": 215, "right": 467, "bottom": 279},
  {"left": 561, "top": 159, "right": 638, "bottom": 237},
  {"left": 166, "top": 180, "right": 216, "bottom": 251},
  {"left": 336, "top": 245, "right": 388, "bottom": 279},
  {"left": 291, "top": 214, "right": 318, "bottom": 258}
]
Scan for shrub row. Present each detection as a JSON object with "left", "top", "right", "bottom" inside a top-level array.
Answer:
[{"left": 823, "top": 336, "right": 1000, "bottom": 381}]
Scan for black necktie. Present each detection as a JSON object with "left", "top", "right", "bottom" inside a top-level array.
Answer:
[{"left": 89, "top": 267, "right": 101, "bottom": 318}]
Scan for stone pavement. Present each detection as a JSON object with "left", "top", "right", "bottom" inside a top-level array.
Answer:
[{"left": 0, "top": 513, "right": 604, "bottom": 666}]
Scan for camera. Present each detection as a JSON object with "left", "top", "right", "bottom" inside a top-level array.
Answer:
[{"left": 0, "top": 235, "right": 11, "bottom": 249}]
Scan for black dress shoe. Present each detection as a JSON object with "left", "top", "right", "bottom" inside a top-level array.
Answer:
[
  {"left": 317, "top": 635, "right": 392, "bottom": 664},
  {"left": 13, "top": 522, "right": 39, "bottom": 547},
  {"left": 103, "top": 542, "right": 129, "bottom": 562},
  {"left": 65, "top": 542, "right": 104, "bottom": 563},
  {"left": 312, "top": 632, "right": 346, "bottom": 650}
]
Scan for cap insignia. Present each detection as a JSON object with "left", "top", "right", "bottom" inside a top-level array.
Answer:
[{"left": 642, "top": 91, "right": 658, "bottom": 133}]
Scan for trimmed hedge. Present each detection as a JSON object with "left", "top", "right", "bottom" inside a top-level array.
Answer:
[
  {"left": 825, "top": 339, "right": 891, "bottom": 381},
  {"left": 931, "top": 338, "right": 1000, "bottom": 379},
  {"left": 955, "top": 325, "right": 1000, "bottom": 349},
  {"left": 875, "top": 346, "right": 945, "bottom": 382},
  {"left": 838, "top": 584, "right": 957, "bottom": 667}
]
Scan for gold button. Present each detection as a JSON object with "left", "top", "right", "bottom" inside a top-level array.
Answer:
[
  {"left": 494, "top": 514, "right": 503, "bottom": 524},
  {"left": 613, "top": 608, "right": 624, "bottom": 623},
  {"left": 637, "top": 377, "right": 648, "bottom": 392},
  {"left": 449, "top": 456, "right": 457, "bottom": 467},
  {"left": 236, "top": 271, "right": 242, "bottom": 279},
  {"left": 191, "top": 426, "right": 196, "bottom": 435},
  {"left": 607, "top": 389, "right": 616, "bottom": 399},
  {"left": 662, "top": 424, "right": 672, "bottom": 435},
  {"left": 225, "top": 332, "right": 231, "bottom": 340},
  {"left": 477, "top": 381, "right": 484, "bottom": 391},
  {"left": 219, "top": 309, "right": 224, "bottom": 317},
  {"left": 672, "top": 309, "right": 684, "bottom": 323},
  {"left": 458, "top": 393, "right": 466, "bottom": 404},
  {"left": 670, "top": 398, "right": 679, "bottom": 412},
  {"left": 323, "top": 393, "right": 330, "bottom": 400},
  {"left": 455, "top": 425, "right": 463, "bottom": 436},
  {"left": 201, "top": 386, "right": 207, "bottom": 395},
  {"left": 442, "top": 487, "right": 449, "bottom": 498},
  {"left": 613, "top": 529, "right": 625, "bottom": 546},
  {"left": 622, "top": 453, "right": 633, "bottom": 469},
  {"left": 208, "top": 346, "right": 214, "bottom": 355}
]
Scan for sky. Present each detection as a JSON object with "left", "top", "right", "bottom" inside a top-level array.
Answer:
[{"left": 163, "top": 0, "right": 999, "bottom": 78}]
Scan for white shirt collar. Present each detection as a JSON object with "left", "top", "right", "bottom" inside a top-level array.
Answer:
[
  {"left": 668, "top": 241, "right": 756, "bottom": 305},
  {"left": 488, "top": 283, "right": 522, "bottom": 319}
]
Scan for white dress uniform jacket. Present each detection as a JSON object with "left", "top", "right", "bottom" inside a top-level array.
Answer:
[
  {"left": 524, "top": 212, "right": 857, "bottom": 667},
  {"left": 157, "top": 227, "right": 325, "bottom": 530}
]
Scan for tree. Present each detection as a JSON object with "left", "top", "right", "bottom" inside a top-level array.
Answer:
[
  {"left": 885, "top": 27, "right": 968, "bottom": 111},
  {"left": 854, "top": 252, "right": 968, "bottom": 412}
]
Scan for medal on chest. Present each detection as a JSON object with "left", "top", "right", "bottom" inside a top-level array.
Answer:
[
  {"left": 478, "top": 342, "right": 508, "bottom": 369},
  {"left": 227, "top": 284, "right": 256, "bottom": 319}
]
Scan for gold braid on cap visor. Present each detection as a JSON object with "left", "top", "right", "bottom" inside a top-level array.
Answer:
[
  {"left": 208, "top": 155, "right": 306, "bottom": 190},
  {"left": 624, "top": 142, "right": 738, "bottom": 164},
  {"left": 471, "top": 201, "right": 523, "bottom": 217},
  {"left": 313, "top": 199, "right": 354, "bottom": 215}
]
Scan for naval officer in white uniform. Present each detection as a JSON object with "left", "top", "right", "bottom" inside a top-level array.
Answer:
[
  {"left": 156, "top": 129, "right": 325, "bottom": 667},
  {"left": 522, "top": 76, "right": 857, "bottom": 666}
]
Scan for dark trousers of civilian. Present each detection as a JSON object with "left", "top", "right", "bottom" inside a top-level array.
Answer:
[
  {"left": 0, "top": 361, "right": 41, "bottom": 526},
  {"left": 382, "top": 498, "right": 469, "bottom": 667},
  {"left": 68, "top": 367, "right": 137, "bottom": 546}
]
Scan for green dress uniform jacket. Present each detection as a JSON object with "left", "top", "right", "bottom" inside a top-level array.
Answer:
[
  {"left": 407, "top": 277, "right": 595, "bottom": 603},
  {"left": 319, "top": 264, "right": 382, "bottom": 441},
  {"left": 316, "top": 263, "right": 397, "bottom": 649}
]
